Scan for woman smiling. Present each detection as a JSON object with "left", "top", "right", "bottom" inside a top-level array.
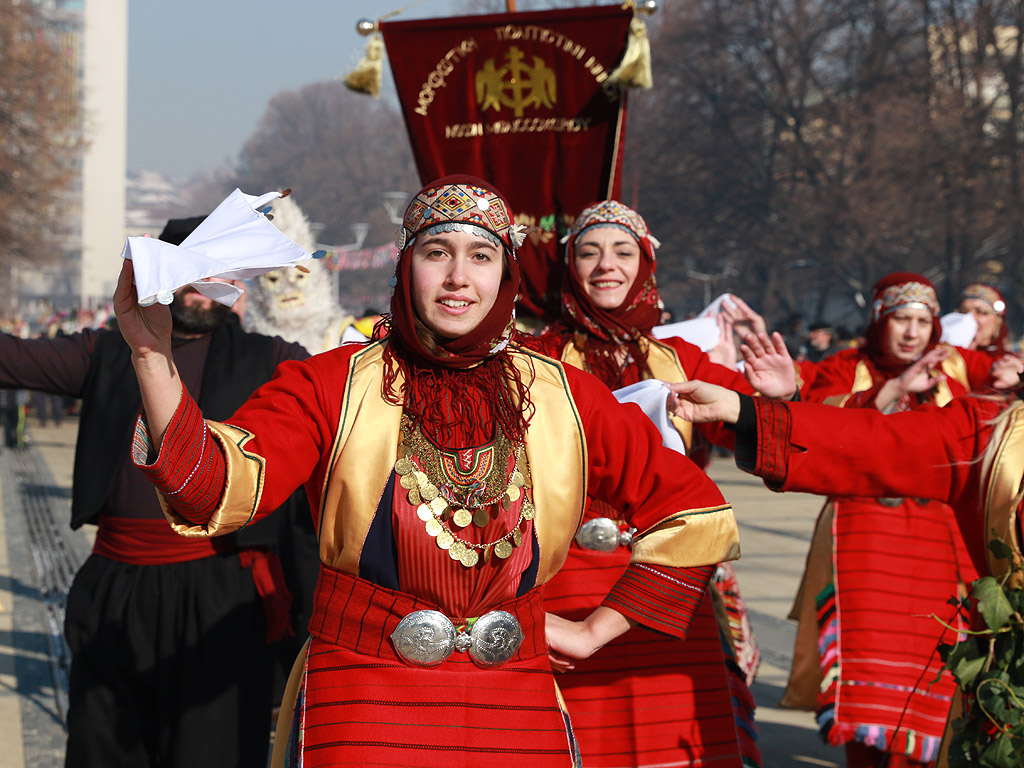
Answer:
[{"left": 112, "top": 177, "right": 740, "bottom": 768}]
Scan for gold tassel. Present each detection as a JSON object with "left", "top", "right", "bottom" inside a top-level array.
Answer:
[
  {"left": 609, "top": 15, "right": 653, "bottom": 89},
  {"left": 344, "top": 32, "right": 384, "bottom": 98}
]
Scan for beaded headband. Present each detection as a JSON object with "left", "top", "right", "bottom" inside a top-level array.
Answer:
[
  {"left": 961, "top": 283, "right": 1006, "bottom": 315},
  {"left": 563, "top": 199, "right": 661, "bottom": 252},
  {"left": 397, "top": 182, "right": 526, "bottom": 254},
  {"left": 872, "top": 281, "right": 940, "bottom": 321}
]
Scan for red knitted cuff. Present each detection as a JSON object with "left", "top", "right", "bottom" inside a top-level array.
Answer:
[
  {"left": 133, "top": 388, "right": 225, "bottom": 522},
  {"left": 752, "top": 397, "right": 792, "bottom": 490},
  {"left": 602, "top": 563, "right": 714, "bottom": 638}
]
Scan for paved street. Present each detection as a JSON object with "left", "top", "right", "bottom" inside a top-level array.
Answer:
[{"left": 0, "top": 415, "right": 842, "bottom": 767}]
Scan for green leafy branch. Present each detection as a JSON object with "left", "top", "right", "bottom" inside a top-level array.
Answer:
[{"left": 939, "top": 536, "right": 1024, "bottom": 768}]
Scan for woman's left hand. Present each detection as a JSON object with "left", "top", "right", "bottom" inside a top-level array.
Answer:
[
  {"left": 719, "top": 295, "right": 768, "bottom": 337},
  {"left": 707, "top": 312, "right": 738, "bottom": 369},
  {"left": 545, "top": 607, "right": 634, "bottom": 672},
  {"left": 990, "top": 354, "right": 1024, "bottom": 390},
  {"left": 739, "top": 332, "right": 798, "bottom": 399}
]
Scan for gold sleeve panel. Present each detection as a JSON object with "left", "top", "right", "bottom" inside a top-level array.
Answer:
[
  {"left": 983, "top": 405, "right": 1024, "bottom": 581},
  {"left": 629, "top": 504, "right": 741, "bottom": 567},
  {"left": 162, "top": 420, "right": 265, "bottom": 538},
  {"left": 822, "top": 393, "right": 853, "bottom": 407}
]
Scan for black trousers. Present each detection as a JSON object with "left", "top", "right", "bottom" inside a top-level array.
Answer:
[{"left": 64, "top": 553, "right": 273, "bottom": 768}]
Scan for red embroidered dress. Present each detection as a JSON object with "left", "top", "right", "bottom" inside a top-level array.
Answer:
[
  {"left": 540, "top": 331, "right": 761, "bottom": 768},
  {"left": 794, "top": 343, "right": 993, "bottom": 764},
  {"left": 135, "top": 342, "right": 740, "bottom": 768}
]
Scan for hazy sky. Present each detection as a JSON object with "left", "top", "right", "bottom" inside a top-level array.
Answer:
[{"left": 126, "top": 0, "right": 463, "bottom": 180}]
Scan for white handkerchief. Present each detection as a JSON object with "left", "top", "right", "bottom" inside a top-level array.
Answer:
[
  {"left": 122, "top": 189, "right": 315, "bottom": 307},
  {"left": 613, "top": 380, "right": 686, "bottom": 455},
  {"left": 940, "top": 311, "right": 978, "bottom": 348},
  {"left": 651, "top": 316, "right": 720, "bottom": 351},
  {"left": 696, "top": 292, "right": 736, "bottom": 318}
]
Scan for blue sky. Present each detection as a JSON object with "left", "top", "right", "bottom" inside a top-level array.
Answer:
[{"left": 126, "top": 0, "right": 463, "bottom": 179}]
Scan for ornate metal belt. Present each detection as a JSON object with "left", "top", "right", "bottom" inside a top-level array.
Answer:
[
  {"left": 574, "top": 517, "right": 635, "bottom": 552},
  {"left": 389, "top": 609, "right": 524, "bottom": 669}
]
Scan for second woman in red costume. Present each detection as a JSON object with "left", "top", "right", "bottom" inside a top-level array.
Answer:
[{"left": 539, "top": 200, "right": 798, "bottom": 768}]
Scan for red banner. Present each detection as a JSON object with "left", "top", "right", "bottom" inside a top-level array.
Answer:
[{"left": 380, "top": 5, "right": 632, "bottom": 319}]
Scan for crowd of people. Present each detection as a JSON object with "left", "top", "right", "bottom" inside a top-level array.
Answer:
[{"left": 1, "top": 175, "right": 1022, "bottom": 768}]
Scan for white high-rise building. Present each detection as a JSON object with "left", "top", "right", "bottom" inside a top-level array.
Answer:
[
  {"left": 80, "top": 0, "right": 127, "bottom": 308},
  {"left": 15, "top": 0, "right": 126, "bottom": 315}
]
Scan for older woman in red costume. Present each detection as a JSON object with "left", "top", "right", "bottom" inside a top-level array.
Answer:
[
  {"left": 780, "top": 272, "right": 1011, "bottom": 768},
  {"left": 537, "top": 200, "right": 798, "bottom": 768},
  {"left": 112, "top": 176, "right": 741, "bottom": 768},
  {"left": 957, "top": 282, "right": 1013, "bottom": 359},
  {"left": 667, "top": 358, "right": 1024, "bottom": 743}
]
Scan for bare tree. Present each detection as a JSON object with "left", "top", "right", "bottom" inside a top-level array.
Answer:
[
  {"left": 234, "top": 82, "right": 419, "bottom": 246},
  {"left": 0, "top": 0, "right": 83, "bottom": 295},
  {"left": 623, "top": 0, "right": 1024, "bottom": 329}
]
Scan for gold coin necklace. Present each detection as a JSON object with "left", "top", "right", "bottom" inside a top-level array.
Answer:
[{"left": 396, "top": 416, "right": 535, "bottom": 568}]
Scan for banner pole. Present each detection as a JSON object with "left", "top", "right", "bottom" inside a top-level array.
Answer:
[{"left": 506, "top": 0, "right": 517, "bottom": 11}]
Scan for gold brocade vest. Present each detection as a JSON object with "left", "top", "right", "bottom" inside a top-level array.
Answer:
[
  {"left": 982, "top": 403, "right": 1024, "bottom": 581},
  {"left": 170, "top": 342, "right": 590, "bottom": 587},
  {"left": 825, "top": 344, "right": 970, "bottom": 408},
  {"left": 560, "top": 336, "right": 694, "bottom": 451}
]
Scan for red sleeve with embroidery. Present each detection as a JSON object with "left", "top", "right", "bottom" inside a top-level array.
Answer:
[
  {"left": 603, "top": 563, "right": 714, "bottom": 638},
  {"left": 754, "top": 396, "right": 997, "bottom": 510},
  {"left": 741, "top": 397, "right": 793, "bottom": 490},
  {"left": 132, "top": 387, "right": 225, "bottom": 523}
]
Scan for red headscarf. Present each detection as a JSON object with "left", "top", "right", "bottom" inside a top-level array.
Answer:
[
  {"left": 865, "top": 271, "right": 942, "bottom": 373},
  {"left": 555, "top": 200, "right": 663, "bottom": 389},
  {"left": 379, "top": 175, "right": 533, "bottom": 444}
]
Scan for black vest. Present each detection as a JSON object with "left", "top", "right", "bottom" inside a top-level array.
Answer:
[{"left": 71, "top": 321, "right": 278, "bottom": 529}]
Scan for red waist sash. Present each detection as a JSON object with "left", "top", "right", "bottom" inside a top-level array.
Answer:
[
  {"left": 308, "top": 565, "right": 548, "bottom": 665},
  {"left": 93, "top": 515, "right": 225, "bottom": 564}
]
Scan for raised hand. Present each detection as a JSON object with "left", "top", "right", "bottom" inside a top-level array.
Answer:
[
  {"left": 113, "top": 257, "right": 172, "bottom": 359},
  {"left": 707, "top": 312, "right": 738, "bottom": 369},
  {"left": 740, "top": 331, "right": 797, "bottom": 399},
  {"left": 990, "top": 354, "right": 1024, "bottom": 390},
  {"left": 112, "top": 257, "right": 182, "bottom": 447},
  {"left": 719, "top": 295, "right": 768, "bottom": 338},
  {"left": 873, "top": 346, "right": 950, "bottom": 412}
]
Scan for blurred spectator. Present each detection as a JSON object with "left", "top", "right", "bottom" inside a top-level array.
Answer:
[
  {"left": 779, "top": 312, "right": 807, "bottom": 359},
  {"left": 804, "top": 322, "right": 839, "bottom": 362}
]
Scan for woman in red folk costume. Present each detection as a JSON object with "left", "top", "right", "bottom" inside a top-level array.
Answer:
[
  {"left": 957, "top": 282, "right": 1013, "bottom": 359},
  {"left": 667, "top": 357, "right": 1024, "bottom": 763},
  {"left": 539, "top": 200, "right": 798, "bottom": 768},
  {"left": 786, "top": 272, "right": 1012, "bottom": 768},
  {"left": 113, "top": 176, "right": 741, "bottom": 768}
]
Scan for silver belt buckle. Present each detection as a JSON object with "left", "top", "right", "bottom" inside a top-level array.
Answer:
[
  {"left": 390, "top": 609, "right": 524, "bottom": 668},
  {"left": 575, "top": 517, "right": 634, "bottom": 551},
  {"left": 468, "top": 610, "right": 525, "bottom": 668},
  {"left": 389, "top": 610, "right": 455, "bottom": 667}
]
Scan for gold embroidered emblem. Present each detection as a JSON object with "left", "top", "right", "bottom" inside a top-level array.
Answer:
[{"left": 475, "top": 46, "right": 556, "bottom": 117}]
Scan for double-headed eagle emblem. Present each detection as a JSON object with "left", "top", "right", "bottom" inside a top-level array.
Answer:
[{"left": 476, "top": 46, "right": 557, "bottom": 117}]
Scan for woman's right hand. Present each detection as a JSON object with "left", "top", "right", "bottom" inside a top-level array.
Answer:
[
  {"left": 113, "top": 257, "right": 182, "bottom": 448},
  {"left": 667, "top": 380, "right": 742, "bottom": 424},
  {"left": 874, "top": 346, "right": 950, "bottom": 411},
  {"left": 113, "top": 257, "right": 173, "bottom": 360}
]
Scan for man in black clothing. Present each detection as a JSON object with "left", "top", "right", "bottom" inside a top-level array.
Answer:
[{"left": 0, "top": 218, "right": 311, "bottom": 768}]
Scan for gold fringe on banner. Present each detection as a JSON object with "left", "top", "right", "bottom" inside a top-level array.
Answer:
[
  {"left": 344, "top": 32, "right": 384, "bottom": 98},
  {"left": 609, "top": 14, "right": 653, "bottom": 89}
]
